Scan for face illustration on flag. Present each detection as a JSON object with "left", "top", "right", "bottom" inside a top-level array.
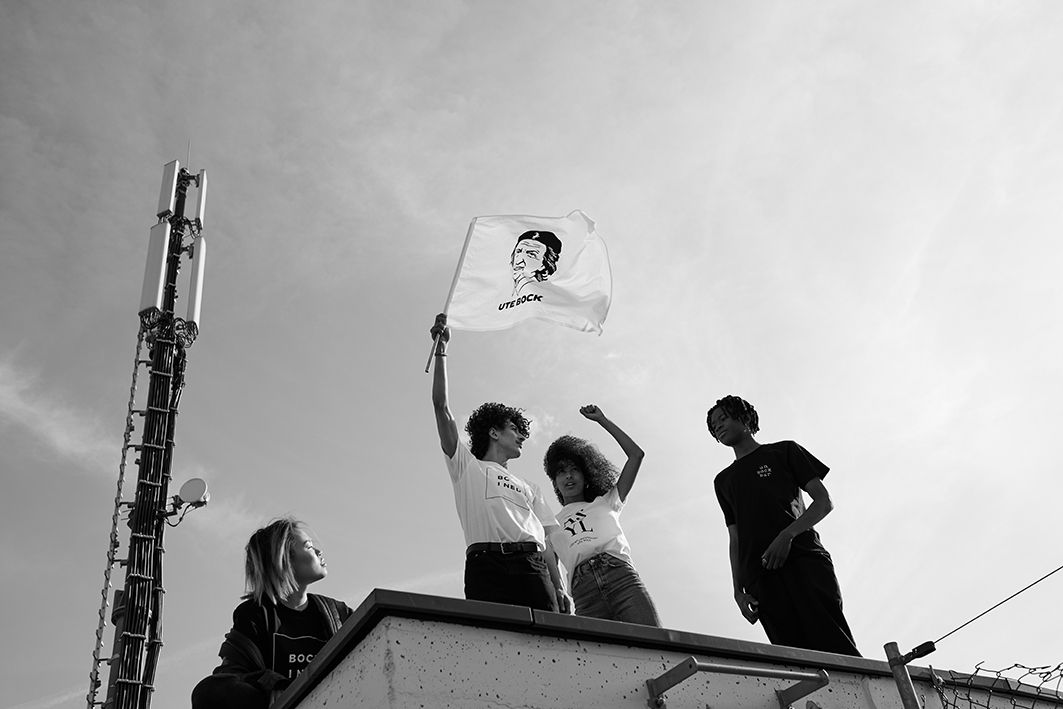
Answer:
[
  {"left": 445, "top": 210, "right": 612, "bottom": 334},
  {"left": 510, "top": 230, "right": 563, "bottom": 298}
]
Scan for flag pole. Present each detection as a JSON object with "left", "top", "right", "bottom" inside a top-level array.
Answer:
[{"left": 425, "top": 217, "right": 478, "bottom": 372}]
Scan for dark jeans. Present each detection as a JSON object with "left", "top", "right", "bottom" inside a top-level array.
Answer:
[
  {"left": 464, "top": 548, "right": 558, "bottom": 612},
  {"left": 748, "top": 552, "right": 860, "bottom": 656},
  {"left": 571, "top": 552, "right": 661, "bottom": 626},
  {"left": 191, "top": 674, "right": 269, "bottom": 709}
]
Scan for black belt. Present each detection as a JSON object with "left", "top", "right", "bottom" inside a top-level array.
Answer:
[{"left": 466, "top": 541, "right": 539, "bottom": 556}]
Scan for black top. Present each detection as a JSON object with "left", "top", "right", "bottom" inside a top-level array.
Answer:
[
  {"left": 713, "top": 440, "right": 831, "bottom": 587},
  {"left": 218, "top": 594, "right": 352, "bottom": 690}
]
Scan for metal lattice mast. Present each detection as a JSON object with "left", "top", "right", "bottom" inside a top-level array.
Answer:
[
  {"left": 87, "top": 328, "right": 148, "bottom": 708},
  {"left": 87, "top": 160, "right": 207, "bottom": 709}
]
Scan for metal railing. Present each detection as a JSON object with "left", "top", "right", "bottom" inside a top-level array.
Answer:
[{"left": 645, "top": 656, "right": 830, "bottom": 708}]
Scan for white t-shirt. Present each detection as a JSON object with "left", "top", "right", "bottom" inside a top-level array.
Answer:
[
  {"left": 445, "top": 442, "right": 556, "bottom": 549},
  {"left": 549, "top": 487, "right": 632, "bottom": 583}
]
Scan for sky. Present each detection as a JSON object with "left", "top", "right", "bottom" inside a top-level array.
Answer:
[{"left": 2, "top": 1, "right": 1062, "bottom": 707}]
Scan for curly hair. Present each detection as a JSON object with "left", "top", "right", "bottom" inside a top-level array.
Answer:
[
  {"left": 706, "top": 395, "right": 760, "bottom": 440},
  {"left": 465, "top": 402, "right": 531, "bottom": 459},
  {"left": 543, "top": 435, "right": 618, "bottom": 505}
]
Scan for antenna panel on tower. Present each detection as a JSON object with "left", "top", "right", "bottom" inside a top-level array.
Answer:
[
  {"left": 186, "top": 235, "right": 206, "bottom": 328},
  {"left": 139, "top": 221, "right": 171, "bottom": 316},
  {"left": 193, "top": 170, "right": 208, "bottom": 229},
  {"left": 156, "top": 160, "right": 180, "bottom": 218}
]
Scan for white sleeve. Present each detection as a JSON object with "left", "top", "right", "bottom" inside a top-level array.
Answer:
[
  {"left": 529, "top": 482, "right": 557, "bottom": 528},
  {"left": 444, "top": 440, "right": 474, "bottom": 482}
]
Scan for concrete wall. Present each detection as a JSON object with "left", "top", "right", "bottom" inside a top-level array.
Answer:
[
  {"left": 297, "top": 616, "right": 865, "bottom": 708},
  {"left": 273, "top": 590, "right": 1061, "bottom": 709}
]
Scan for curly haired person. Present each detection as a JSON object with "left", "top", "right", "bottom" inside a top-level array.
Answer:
[
  {"left": 708, "top": 395, "right": 859, "bottom": 656},
  {"left": 429, "top": 314, "right": 567, "bottom": 612},
  {"left": 544, "top": 404, "right": 660, "bottom": 626}
]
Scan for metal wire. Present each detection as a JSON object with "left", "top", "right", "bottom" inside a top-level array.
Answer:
[
  {"left": 87, "top": 326, "right": 146, "bottom": 709},
  {"left": 935, "top": 562, "right": 1063, "bottom": 645}
]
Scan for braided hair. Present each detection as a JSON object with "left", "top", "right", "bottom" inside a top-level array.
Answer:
[{"left": 707, "top": 395, "right": 760, "bottom": 440}]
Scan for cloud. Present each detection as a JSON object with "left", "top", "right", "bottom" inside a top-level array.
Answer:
[
  {"left": 7, "top": 687, "right": 84, "bottom": 709},
  {"left": 0, "top": 356, "right": 262, "bottom": 542},
  {"left": 0, "top": 358, "right": 115, "bottom": 476},
  {"left": 180, "top": 493, "right": 263, "bottom": 544}
]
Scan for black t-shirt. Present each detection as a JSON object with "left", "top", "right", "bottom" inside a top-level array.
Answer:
[
  {"left": 271, "top": 603, "right": 331, "bottom": 683},
  {"left": 713, "top": 440, "right": 830, "bottom": 587},
  {"left": 229, "top": 597, "right": 337, "bottom": 688}
]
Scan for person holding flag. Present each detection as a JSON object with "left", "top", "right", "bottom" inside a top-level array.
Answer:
[{"left": 429, "top": 313, "right": 568, "bottom": 612}]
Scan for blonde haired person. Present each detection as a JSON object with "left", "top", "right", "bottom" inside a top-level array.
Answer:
[{"left": 191, "top": 518, "right": 351, "bottom": 708}]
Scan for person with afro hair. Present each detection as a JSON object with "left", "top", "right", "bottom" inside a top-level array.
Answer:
[
  {"left": 543, "top": 404, "right": 660, "bottom": 626},
  {"left": 429, "top": 313, "right": 567, "bottom": 613},
  {"left": 708, "top": 395, "right": 859, "bottom": 656}
]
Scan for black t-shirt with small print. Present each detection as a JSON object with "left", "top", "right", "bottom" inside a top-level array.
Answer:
[{"left": 713, "top": 440, "right": 832, "bottom": 587}]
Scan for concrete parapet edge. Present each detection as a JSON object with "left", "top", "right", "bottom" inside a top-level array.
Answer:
[{"left": 272, "top": 588, "right": 1058, "bottom": 708}]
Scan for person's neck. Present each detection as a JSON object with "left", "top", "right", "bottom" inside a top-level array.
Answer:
[
  {"left": 731, "top": 435, "right": 761, "bottom": 460},
  {"left": 280, "top": 585, "right": 310, "bottom": 610},
  {"left": 480, "top": 446, "right": 510, "bottom": 468}
]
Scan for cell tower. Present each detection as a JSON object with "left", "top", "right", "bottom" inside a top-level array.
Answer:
[{"left": 87, "top": 160, "right": 209, "bottom": 709}]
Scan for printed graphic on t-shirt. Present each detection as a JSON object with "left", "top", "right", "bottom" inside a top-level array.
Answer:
[
  {"left": 485, "top": 471, "right": 531, "bottom": 510},
  {"left": 561, "top": 510, "right": 594, "bottom": 537},
  {"left": 559, "top": 508, "right": 600, "bottom": 549},
  {"left": 756, "top": 464, "right": 772, "bottom": 478},
  {"left": 273, "top": 633, "right": 326, "bottom": 681}
]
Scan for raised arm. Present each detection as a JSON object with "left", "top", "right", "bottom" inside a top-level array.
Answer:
[
  {"left": 579, "top": 404, "right": 644, "bottom": 502},
  {"left": 761, "top": 477, "right": 834, "bottom": 570},
  {"left": 430, "top": 314, "right": 458, "bottom": 457}
]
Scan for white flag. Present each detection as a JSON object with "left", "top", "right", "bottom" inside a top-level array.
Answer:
[{"left": 444, "top": 210, "right": 612, "bottom": 334}]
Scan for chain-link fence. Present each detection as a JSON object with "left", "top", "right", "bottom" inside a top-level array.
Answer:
[{"left": 931, "top": 662, "right": 1063, "bottom": 709}]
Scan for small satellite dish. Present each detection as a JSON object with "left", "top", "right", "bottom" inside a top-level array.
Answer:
[{"left": 176, "top": 478, "right": 210, "bottom": 507}]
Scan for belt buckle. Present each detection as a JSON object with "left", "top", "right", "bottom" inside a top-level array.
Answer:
[{"left": 500, "top": 541, "right": 522, "bottom": 554}]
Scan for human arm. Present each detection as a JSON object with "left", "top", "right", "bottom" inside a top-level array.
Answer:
[
  {"left": 727, "top": 525, "right": 759, "bottom": 624},
  {"left": 760, "top": 477, "right": 834, "bottom": 570},
  {"left": 430, "top": 313, "right": 458, "bottom": 458},
  {"left": 579, "top": 404, "right": 644, "bottom": 502},
  {"left": 544, "top": 530, "right": 572, "bottom": 613},
  {"left": 206, "top": 602, "right": 285, "bottom": 695}
]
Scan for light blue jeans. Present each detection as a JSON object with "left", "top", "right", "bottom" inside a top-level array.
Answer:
[{"left": 571, "top": 552, "right": 661, "bottom": 627}]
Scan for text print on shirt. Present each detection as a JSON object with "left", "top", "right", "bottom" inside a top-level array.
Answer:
[
  {"left": 562, "top": 510, "right": 594, "bottom": 536},
  {"left": 485, "top": 471, "right": 531, "bottom": 510}
]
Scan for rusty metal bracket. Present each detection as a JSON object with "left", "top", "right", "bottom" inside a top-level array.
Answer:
[{"left": 645, "top": 656, "right": 830, "bottom": 709}]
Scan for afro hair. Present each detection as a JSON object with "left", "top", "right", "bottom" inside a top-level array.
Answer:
[{"left": 543, "top": 435, "right": 618, "bottom": 505}]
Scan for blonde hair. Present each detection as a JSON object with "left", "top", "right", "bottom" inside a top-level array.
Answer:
[{"left": 244, "top": 517, "right": 305, "bottom": 605}]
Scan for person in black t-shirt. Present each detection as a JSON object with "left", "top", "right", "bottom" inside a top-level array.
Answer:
[
  {"left": 708, "top": 396, "right": 859, "bottom": 656},
  {"left": 191, "top": 517, "right": 352, "bottom": 709}
]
